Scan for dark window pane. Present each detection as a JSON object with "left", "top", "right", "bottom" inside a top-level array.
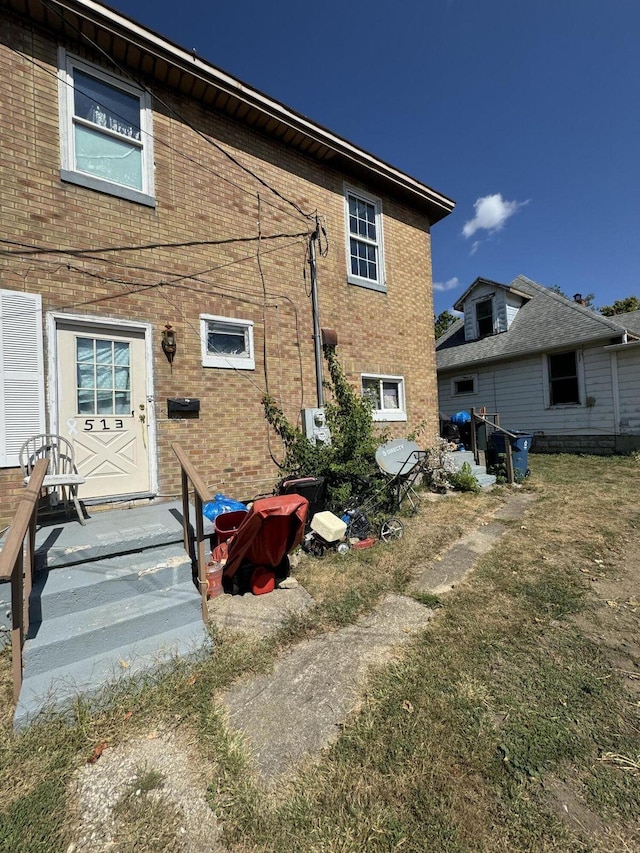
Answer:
[
  {"left": 551, "top": 377, "right": 580, "bottom": 405},
  {"left": 74, "top": 69, "right": 141, "bottom": 139},
  {"left": 476, "top": 299, "right": 494, "bottom": 337},
  {"left": 455, "top": 379, "right": 474, "bottom": 394},
  {"left": 549, "top": 351, "right": 577, "bottom": 380}
]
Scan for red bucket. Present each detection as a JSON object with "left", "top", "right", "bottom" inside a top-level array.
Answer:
[{"left": 214, "top": 510, "right": 247, "bottom": 545}]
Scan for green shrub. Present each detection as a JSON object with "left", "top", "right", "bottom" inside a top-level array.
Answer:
[
  {"left": 448, "top": 461, "right": 481, "bottom": 493},
  {"left": 263, "top": 346, "right": 388, "bottom": 511}
]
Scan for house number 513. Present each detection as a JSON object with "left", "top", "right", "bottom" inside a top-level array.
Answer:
[{"left": 83, "top": 419, "right": 124, "bottom": 431}]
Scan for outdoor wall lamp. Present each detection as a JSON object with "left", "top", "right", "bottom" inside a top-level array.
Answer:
[{"left": 162, "top": 323, "right": 177, "bottom": 363}]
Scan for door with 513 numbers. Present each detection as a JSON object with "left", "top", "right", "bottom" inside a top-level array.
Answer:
[{"left": 56, "top": 321, "right": 150, "bottom": 500}]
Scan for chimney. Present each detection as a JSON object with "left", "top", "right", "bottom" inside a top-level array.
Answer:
[{"left": 573, "top": 293, "right": 585, "bottom": 305}]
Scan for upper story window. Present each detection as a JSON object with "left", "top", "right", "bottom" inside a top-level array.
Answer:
[
  {"left": 362, "top": 374, "right": 406, "bottom": 421},
  {"left": 345, "top": 187, "right": 385, "bottom": 292},
  {"left": 200, "top": 315, "right": 255, "bottom": 370},
  {"left": 475, "top": 298, "right": 494, "bottom": 338},
  {"left": 58, "top": 49, "right": 155, "bottom": 206}
]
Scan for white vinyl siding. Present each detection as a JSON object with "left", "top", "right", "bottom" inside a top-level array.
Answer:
[
  {"left": 438, "top": 346, "right": 618, "bottom": 436},
  {"left": 58, "top": 49, "right": 155, "bottom": 206},
  {"left": 0, "top": 290, "right": 46, "bottom": 467},
  {"left": 615, "top": 348, "right": 640, "bottom": 433}
]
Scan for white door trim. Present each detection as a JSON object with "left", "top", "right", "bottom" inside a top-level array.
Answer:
[{"left": 46, "top": 312, "right": 158, "bottom": 497}]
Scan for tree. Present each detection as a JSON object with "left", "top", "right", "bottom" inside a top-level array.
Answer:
[
  {"left": 600, "top": 296, "right": 640, "bottom": 316},
  {"left": 434, "top": 310, "right": 458, "bottom": 339}
]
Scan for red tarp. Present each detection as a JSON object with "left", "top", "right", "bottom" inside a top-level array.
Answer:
[{"left": 212, "top": 494, "right": 309, "bottom": 579}]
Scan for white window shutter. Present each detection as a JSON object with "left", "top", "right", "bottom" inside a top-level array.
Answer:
[{"left": 0, "top": 290, "right": 46, "bottom": 467}]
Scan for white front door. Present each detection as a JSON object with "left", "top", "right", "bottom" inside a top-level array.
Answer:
[{"left": 56, "top": 321, "right": 151, "bottom": 500}]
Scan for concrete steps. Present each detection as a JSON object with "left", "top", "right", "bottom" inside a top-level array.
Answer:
[
  {"left": 14, "top": 505, "right": 215, "bottom": 728},
  {"left": 446, "top": 450, "right": 497, "bottom": 489}
]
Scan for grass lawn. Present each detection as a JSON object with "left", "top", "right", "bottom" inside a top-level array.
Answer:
[{"left": 1, "top": 453, "right": 639, "bottom": 851}]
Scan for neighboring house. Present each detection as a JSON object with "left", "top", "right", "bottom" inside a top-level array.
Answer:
[
  {"left": 0, "top": 0, "right": 454, "bottom": 527},
  {"left": 436, "top": 276, "right": 640, "bottom": 454}
]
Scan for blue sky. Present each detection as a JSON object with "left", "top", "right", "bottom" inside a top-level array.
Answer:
[{"left": 111, "top": 0, "right": 640, "bottom": 315}]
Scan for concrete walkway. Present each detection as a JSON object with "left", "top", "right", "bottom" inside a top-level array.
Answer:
[{"left": 219, "top": 491, "right": 536, "bottom": 783}]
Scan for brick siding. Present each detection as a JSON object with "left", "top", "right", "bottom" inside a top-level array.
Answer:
[{"left": 0, "top": 12, "right": 440, "bottom": 526}]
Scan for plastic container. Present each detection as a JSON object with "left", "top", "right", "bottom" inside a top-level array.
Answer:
[
  {"left": 490, "top": 431, "right": 533, "bottom": 477},
  {"left": 310, "top": 510, "right": 347, "bottom": 543},
  {"left": 214, "top": 510, "right": 247, "bottom": 545},
  {"left": 206, "top": 561, "right": 224, "bottom": 599}
]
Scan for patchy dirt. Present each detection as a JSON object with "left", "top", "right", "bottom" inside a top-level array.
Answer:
[
  {"left": 67, "top": 729, "right": 220, "bottom": 852},
  {"left": 572, "top": 536, "right": 640, "bottom": 700},
  {"left": 542, "top": 535, "right": 640, "bottom": 850}
]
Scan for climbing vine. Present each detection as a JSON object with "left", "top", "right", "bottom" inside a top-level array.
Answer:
[{"left": 263, "top": 346, "right": 387, "bottom": 510}]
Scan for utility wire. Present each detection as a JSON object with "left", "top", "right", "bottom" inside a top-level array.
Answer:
[
  {"left": 0, "top": 231, "right": 309, "bottom": 258},
  {"left": 38, "top": 0, "right": 318, "bottom": 223},
  {"left": 14, "top": 44, "right": 314, "bottom": 229}
]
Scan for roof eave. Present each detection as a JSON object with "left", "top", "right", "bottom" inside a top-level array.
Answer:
[{"left": 11, "top": 0, "right": 455, "bottom": 222}]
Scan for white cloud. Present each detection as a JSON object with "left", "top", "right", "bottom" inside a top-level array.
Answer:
[
  {"left": 433, "top": 276, "right": 459, "bottom": 292},
  {"left": 462, "top": 193, "right": 528, "bottom": 239}
]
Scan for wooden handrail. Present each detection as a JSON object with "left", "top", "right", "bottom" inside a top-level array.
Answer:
[
  {"left": 470, "top": 408, "right": 516, "bottom": 485},
  {"left": 470, "top": 413, "right": 517, "bottom": 439},
  {"left": 0, "top": 458, "right": 49, "bottom": 702},
  {"left": 171, "top": 442, "right": 213, "bottom": 624}
]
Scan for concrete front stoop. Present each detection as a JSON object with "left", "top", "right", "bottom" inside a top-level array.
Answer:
[
  {"left": 446, "top": 449, "right": 496, "bottom": 488},
  {"left": 13, "top": 501, "right": 214, "bottom": 729}
]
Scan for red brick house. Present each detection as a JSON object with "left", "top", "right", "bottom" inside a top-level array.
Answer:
[{"left": 0, "top": 0, "right": 454, "bottom": 527}]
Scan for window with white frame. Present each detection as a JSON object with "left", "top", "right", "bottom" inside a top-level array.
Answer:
[
  {"left": 361, "top": 374, "right": 406, "bottom": 421},
  {"left": 452, "top": 374, "right": 477, "bottom": 396},
  {"left": 200, "top": 315, "right": 255, "bottom": 370},
  {"left": 345, "top": 187, "right": 385, "bottom": 291},
  {"left": 58, "top": 49, "right": 155, "bottom": 206}
]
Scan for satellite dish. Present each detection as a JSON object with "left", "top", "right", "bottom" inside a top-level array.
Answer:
[{"left": 375, "top": 439, "right": 422, "bottom": 476}]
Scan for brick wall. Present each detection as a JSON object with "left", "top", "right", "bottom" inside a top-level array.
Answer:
[{"left": 0, "top": 12, "right": 440, "bottom": 527}]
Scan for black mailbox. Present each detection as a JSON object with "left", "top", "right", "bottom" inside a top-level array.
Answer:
[{"left": 167, "top": 397, "right": 200, "bottom": 415}]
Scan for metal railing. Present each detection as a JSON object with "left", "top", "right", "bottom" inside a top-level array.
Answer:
[
  {"left": 470, "top": 408, "right": 517, "bottom": 484},
  {"left": 171, "top": 442, "right": 213, "bottom": 623},
  {"left": 0, "top": 458, "right": 49, "bottom": 701}
]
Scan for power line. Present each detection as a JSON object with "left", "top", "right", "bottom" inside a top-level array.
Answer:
[
  {"left": 0, "top": 230, "right": 309, "bottom": 258},
  {"left": 37, "top": 1, "right": 318, "bottom": 223},
  {"left": 14, "top": 45, "right": 315, "bottom": 229}
]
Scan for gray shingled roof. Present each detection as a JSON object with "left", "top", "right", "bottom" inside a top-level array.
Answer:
[{"left": 436, "top": 276, "right": 637, "bottom": 372}]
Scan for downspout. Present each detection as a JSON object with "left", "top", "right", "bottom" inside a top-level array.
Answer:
[{"left": 308, "top": 227, "right": 324, "bottom": 407}]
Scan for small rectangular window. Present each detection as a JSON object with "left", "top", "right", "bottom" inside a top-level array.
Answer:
[
  {"left": 361, "top": 374, "right": 406, "bottom": 421},
  {"left": 345, "top": 187, "right": 385, "bottom": 291},
  {"left": 453, "top": 376, "right": 476, "bottom": 395},
  {"left": 58, "top": 49, "right": 155, "bottom": 206},
  {"left": 548, "top": 351, "right": 580, "bottom": 405},
  {"left": 200, "top": 315, "right": 255, "bottom": 369},
  {"left": 476, "top": 298, "right": 494, "bottom": 338}
]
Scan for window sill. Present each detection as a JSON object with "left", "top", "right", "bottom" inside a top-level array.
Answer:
[
  {"left": 372, "top": 411, "right": 407, "bottom": 422},
  {"left": 546, "top": 403, "right": 583, "bottom": 409},
  {"left": 61, "top": 170, "right": 156, "bottom": 208},
  {"left": 202, "top": 356, "right": 255, "bottom": 370},
  {"left": 347, "top": 275, "right": 387, "bottom": 293}
]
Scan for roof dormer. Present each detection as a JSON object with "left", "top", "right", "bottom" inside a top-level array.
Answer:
[{"left": 454, "top": 278, "right": 528, "bottom": 342}]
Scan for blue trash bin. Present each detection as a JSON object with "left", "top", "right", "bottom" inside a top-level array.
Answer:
[{"left": 490, "top": 431, "right": 533, "bottom": 478}]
